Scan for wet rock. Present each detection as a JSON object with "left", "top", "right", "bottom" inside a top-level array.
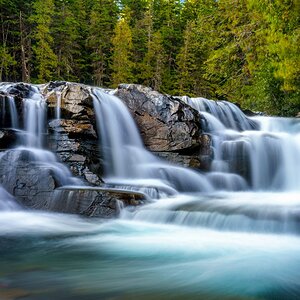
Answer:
[
  {"left": 155, "top": 152, "right": 202, "bottom": 169},
  {"left": 44, "top": 82, "right": 94, "bottom": 120},
  {"left": 49, "top": 187, "right": 146, "bottom": 218},
  {"left": 0, "top": 129, "right": 17, "bottom": 150},
  {"left": 49, "top": 119, "right": 97, "bottom": 139},
  {"left": 0, "top": 149, "right": 57, "bottom": 208},
  {"left": 48, "top": 119, "right": 102, "bottom": 184},
  {"left": 44, "top": 82, "right": 102, "bottom": 184},
  {"left": 114, "top": 84, "right": 202, "bottom": 152},
  {"left": 6, "top": 83, "right": 31, "bottom": 99}
]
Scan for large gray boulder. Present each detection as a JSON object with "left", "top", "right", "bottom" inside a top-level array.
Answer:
[
  {"left": 114, "top": 84, "right": 202, "bottom": 152},
  {"left": 0, "top": 149, "right": 57, "bottom": 208}
]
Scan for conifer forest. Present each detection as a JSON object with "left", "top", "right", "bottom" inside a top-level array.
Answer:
[{"left": 1, "top": 0, "right": 299, "bottom": 115}]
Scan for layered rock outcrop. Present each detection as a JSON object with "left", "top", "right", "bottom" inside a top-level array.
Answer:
[
  {"left": 0, "top": 81, "right": 211, "bottom": 216},
  {"left": 43, "top": 82, "right": 103, "bottom": 184}
]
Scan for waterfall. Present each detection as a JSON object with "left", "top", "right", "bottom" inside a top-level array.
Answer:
[
  {"left": 0, "top": 185, "right": 20, "bottom": 211},
  {"left": 55, "top": 90, "right": 61, "bottom": 120},
  {"left": 0, "top": 94, "right": 19, "bottom": 129},
  {"left": 0, "top": 83, "right": 81, "bottom": 191},
  {"left": 23, "top": 86, "right": 47, "bottom": 148},
  {"left": 182, "top": 96, "right": 300, "bottom": 191},
  {"left": 92, "top": 88, "right": 213, "bottom": 194},
  {"left": 182, "top": 96, "right": 257, "bottom": 131}
]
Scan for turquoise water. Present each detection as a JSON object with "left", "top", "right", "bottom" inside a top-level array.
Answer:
[{"left": 1, "top": 193, "right": 300, "bottom": 299}]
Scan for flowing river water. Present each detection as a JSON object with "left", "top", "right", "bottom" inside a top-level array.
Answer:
[{"left": 0, "top": 83, "right": 300, "bottom": 299}]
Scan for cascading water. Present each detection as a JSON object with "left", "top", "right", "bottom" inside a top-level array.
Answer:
[
  {"left": 91, "top": 88, "right": 213, "bottom": 196},
  {"left": 182, "top": 96, "right": 300, "bottom": 191},
  {"left": 0, "top": 185, "right": 20, "bottom": 211},
  {"left": 0, "top": 83, "right": 81, "bottom": 188},
  {"left": 23, "top": 86, "right": 47, "bottom": 148}
]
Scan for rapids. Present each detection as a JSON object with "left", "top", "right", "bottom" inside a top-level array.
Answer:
[{"left": 1, "top": 84, "right": 300, "bottom": 299}]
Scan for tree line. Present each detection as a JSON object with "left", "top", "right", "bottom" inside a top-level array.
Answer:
[{"left": 1, "top": 0, "right": 299, "bottom": 115}]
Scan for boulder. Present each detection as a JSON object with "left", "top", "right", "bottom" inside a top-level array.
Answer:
[
  {"left": 43, "top": 81, "right": 94, "bottom": 120},
  {"left": 0, "top": 149, "right": 145, "bottom": 216},
  {"left": 114, "top": 84, "right": 202, "bottom": 153},
  {"left": 0, "top": 149, "right": 57, "bottom": 209},
  {"left": 0, "top": 129, "right": 18, "bottom": 150}
]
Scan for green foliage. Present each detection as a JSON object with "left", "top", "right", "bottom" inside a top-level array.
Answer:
[
  {"left": 111, "top": 17, "right": 134, "bottom": 86},
  {"left": 0, "top": 0, "right": 299, "bottom": 115},
  {"left": 141, "top": 30, "right": 166, "bottom": 90},
  {"left": 52, "top": 0, "right": 80, "bottom": 81},
  {"left": 31, "top": 0, "right": 57, "bottom": 82},
  {"left": 88, "top": 0, "right": 118, "bottom": 86},
  {"left": 0, "top": 46, "right": 16, "bottom": 81}
]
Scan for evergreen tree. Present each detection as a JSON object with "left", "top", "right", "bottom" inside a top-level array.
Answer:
[
  {"left": 71, "top": 0, "right": 91, "bottom": 83},
  {"left": 30, "top": 0, "right": 57, "bottom": 82},
  {"left": 88, "top": 0, "right": 118, "bottom": 86},
  {"left": 176, "top": 21, "right": 198, "bottom": 95},
  {"left": 52, "top": 0, "right": 80, "bottom": 81},
  {"left": 159, "top": 0, "right": 183, "bottom": 93},
  {"left": 141, "top": 30, "right": 166, "bottom": 90},
  {"left": 244, "top": 0, "right": 300, "bottom": 114},
  {"left": 111, "top": 16, "right": 134, "bottom": 86}
]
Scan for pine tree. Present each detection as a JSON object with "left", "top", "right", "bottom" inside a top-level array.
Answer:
[
  {"left": 141, "top": 31, "right": 166, "bottom": 90},
  {"left": 159, "top": 0, "right": 184, "bottom": 93},
  {"left": 71, "top": 0, "right": 91, "bottom": 83},
  {"left": 111, "top": 16, "right": 134, "bottom": 86},
  {"left": 88, "top": 0, "right": 118, "bottom": 86},
  {"left": 52, "top": 0, "right": 80, "bottom": 81},
  {"left": 176, "top": 21, "right": 198, "bottom": 95},
  {"left": 31, "top": 0, "right": 57, "bottom": 82}
]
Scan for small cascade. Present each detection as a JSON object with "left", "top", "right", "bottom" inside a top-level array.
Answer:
[
  {"left": 0, "top": 94, "right": 19, "bottom": 129},
  {"left": 7, "top": 96, "right": 19, "bottom": 129},
  {"left": 182, "top": 96, "right": 300, "bottom": 191},
  {"left": 92, "top": 88, "right": 213, "bottom": 195},
  {"left": 23, "top": 86, "right": 47, "bottom": 148},
  {"left": 0, "top": 185, "right": 20, "bottom": 211},
  {"left": 55, "top": 90, "right": 61, "bottom": 120},
  {"left": 182, "top": 96, "right": 257, "bottom": 131},
  {"left": 122, "top": 192, "right": 300, "bottom": 235},
  {"left": 1, "top": 96, "right": 5, "bottom": 125},
  {"left": 0, "top": 83, "right": 82, "bottom": 205}
]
